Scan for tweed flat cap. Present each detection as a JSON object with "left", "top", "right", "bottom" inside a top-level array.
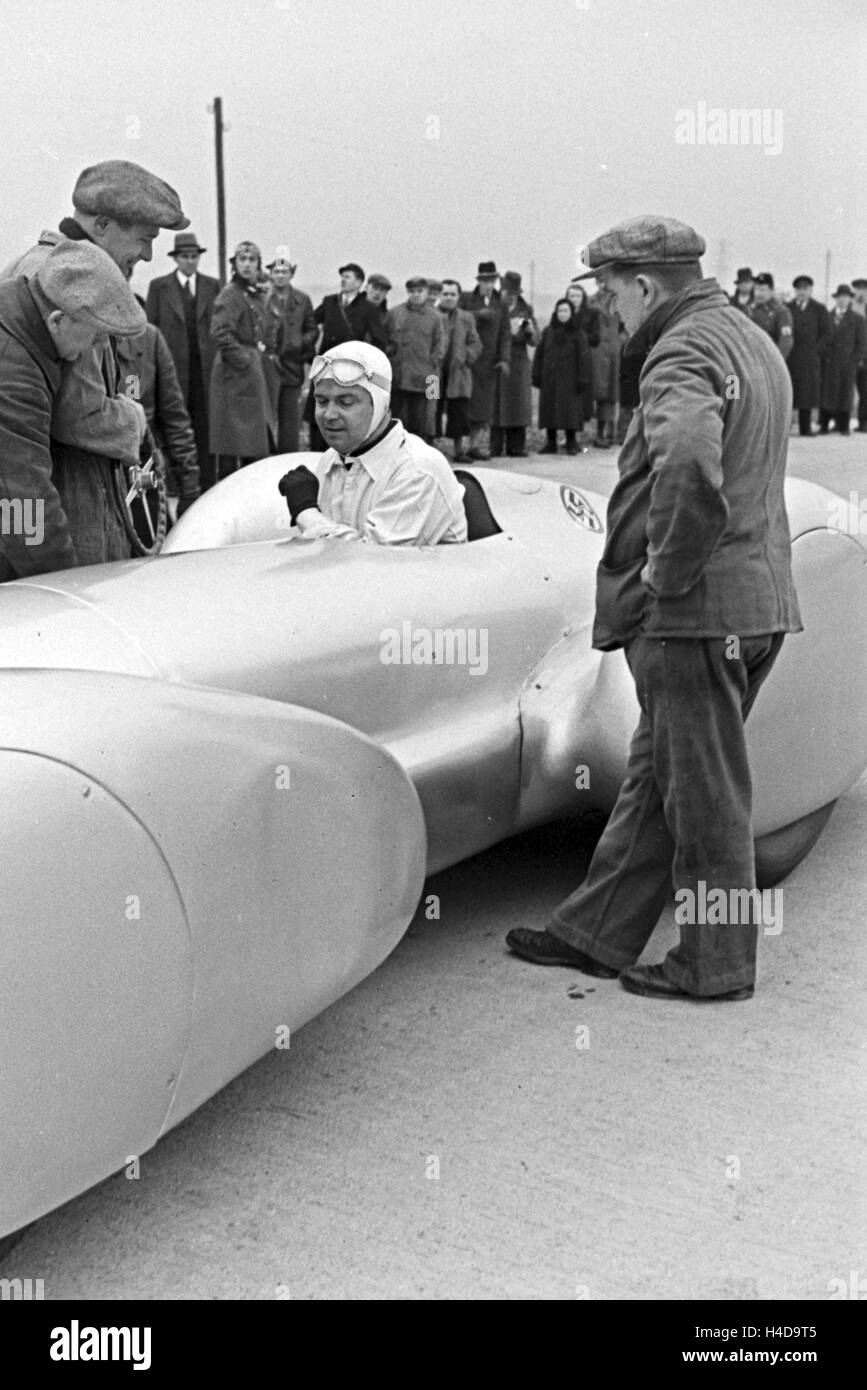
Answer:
[
  {"left": 573, "top": 215, "right": 706, "bottom": 279},
  {"left": 367, "top": 273, "right": 392, "bottom": 291},
  {"left": 72, "top": 160, "right": 189, "bottom": 230},
  {"left": 406, "top": 275, "right": 428, "bottom": 289},
  {"left": 35, "top": 239, "right": 147, "bottom": 334}
]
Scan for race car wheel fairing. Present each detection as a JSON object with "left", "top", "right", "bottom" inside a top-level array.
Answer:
[{"left": 0, "top": 670, "right": 426, "bottom": 1237}]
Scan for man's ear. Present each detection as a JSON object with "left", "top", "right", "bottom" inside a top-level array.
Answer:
[
  {"left": 45, "top": 309, "right": 64, "bottom": 339},
  {"left": 92, "top": 215, "right": 113, "bottom": 237},
  {"left": 635, "top": 274, "right": 656, "bottom": 305}
]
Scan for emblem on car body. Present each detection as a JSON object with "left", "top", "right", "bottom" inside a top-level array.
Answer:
[{"left": 560, "top": 486, "right": 603, "bottom": 532}]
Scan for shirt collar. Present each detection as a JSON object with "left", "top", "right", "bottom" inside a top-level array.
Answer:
[{"left": 323, "top": 418, "right": 402, "bottom": 477}]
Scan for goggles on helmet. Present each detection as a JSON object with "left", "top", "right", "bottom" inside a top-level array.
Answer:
[{"left": 309, "top": 353, "right": 390, "bottom": 392}]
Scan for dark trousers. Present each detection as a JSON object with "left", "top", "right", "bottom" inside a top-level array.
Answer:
[
  {"left": 274, "top": 384, "right": 302, "bottom": 454},
  {"left": 549, "top": 633, "right": 785, "bottom": 995},
  {"left": 546, "top": 428, "right": 577, "bottom": 447},
  {"left": 186, "top": 357, "right": 215, "bottom": 491},
  {"left": 798, "top": 408, "right": 814, "bottom": 435},
  {"left": 444, "top": 396, "right": 469, "bottom": 439},
  {"left": 491, "top": 425, "right": 526, "bottom": 456},
  {"left": 856, "top": 365, "right": 867, "bottom": 427},
  {"left": 393, "top": 389, "right": 430, "bottom": 438}
]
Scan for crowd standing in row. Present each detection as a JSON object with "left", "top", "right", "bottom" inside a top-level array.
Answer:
[{"left": 1, "top": 156, "right": 865, "bottom": 585}]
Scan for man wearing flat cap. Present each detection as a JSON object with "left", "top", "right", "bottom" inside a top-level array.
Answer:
[
  {"left": 786, "top": 276, "right": 830, "bottom": 436},
  {"left": 1, "top": 159, "right": 189, "bottom": 565},
  {"left": 146, "top": 232, "right": 220, "bottom": 490},
  {"left": 387, "top": 278, "right": 444, "bottom": 441},
  {"left": 508, "top": 214, "right": 801, "bottom": 1003},
  {"left": 305, "top": 263, "right": 389, "bottom": 449},
  {"left": 748, "top": 273, "right": 793, "bottom": 361},
  {"left": 0, "top": 240, "right": 145, "bottom": 580}
]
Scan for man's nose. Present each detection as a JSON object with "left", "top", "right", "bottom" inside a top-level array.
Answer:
[{"left": 139, "top": 243, "right": 153, "bottom": 263}]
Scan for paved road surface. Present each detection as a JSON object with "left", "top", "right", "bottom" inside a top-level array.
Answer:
[{"left": 3, "top": 432, "right": 865, "bottom": 1300}]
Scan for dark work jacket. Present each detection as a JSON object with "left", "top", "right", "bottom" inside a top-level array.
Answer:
[
  {"left": 260, "top": 284, "right": 318, "bottom": 388},
  {"left": 146, "top": 270, "right": 219, "bottom": 398},
  {"left": 786, "top": 298, "right": 830, "bottom": 408},
  {"left": 594, "top": 278, "right": 801, "bottom": 651},
  {"left": 0, "top": 276, "right": 77, "bottom": 579},
  {"left": 314, "top": 292, "right": 389, "bottom": 353}
]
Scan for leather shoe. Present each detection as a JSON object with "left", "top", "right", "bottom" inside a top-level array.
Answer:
[
  {"left": 506, "top": 928, "right": 619, "bottom": 977},
  {"left": 619, "top": 962, "right": 754, "bottom": 1001}
]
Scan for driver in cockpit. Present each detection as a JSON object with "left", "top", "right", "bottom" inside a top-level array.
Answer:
[{"left": 277, "top": 341, "right": 467, "bottom": 546}]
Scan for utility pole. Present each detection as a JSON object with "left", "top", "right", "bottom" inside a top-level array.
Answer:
[
  {"left": 210, "top": 97, "right": 227, "bottom": 286},
  {"left": 529, "top": 258, "right": 536, "bottom": 305},
  {"left": 824, "top": 248, "right": 832, "bottom": 305}
]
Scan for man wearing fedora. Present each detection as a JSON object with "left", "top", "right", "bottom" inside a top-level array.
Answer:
[
  {"left": 786, "top": 275, "right": 830, "bottom": 436},
  {"left": 460, "top": 262, "right": 511, "bottom": 460},
  {"left": 305, "top": 263, "right": 389, "bottom": 449},
  {"left": 387, "top": 277, "right": 444, "bottom": 441},
  {"left": 507, "top": 214, "right": 801, "bottom": 1003},
  {"left": 730, "top": 267, "right": 754, "bottom": 313},
  {"left": 1, "top": 158, "right": 189, "bottom": 566},
  {"left": 819, "top": 284, "right": 867, "bottom": 436},
  {"left": 491, "top": 270, "right": 538, "bottom": 458},
  {"left": 146, "top": 231, "right": 219, "bottom": 491}
]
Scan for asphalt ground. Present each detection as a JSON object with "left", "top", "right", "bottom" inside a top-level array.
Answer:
[{"left": 3, "top": 428, "right": 865, "bottom": 1301}]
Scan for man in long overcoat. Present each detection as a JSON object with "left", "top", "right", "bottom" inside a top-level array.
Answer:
[
  {"left": 819, "top": 284, "right": 867, "bottom": 435},
  {"left": 146, "top": 232, "right": 219, "bottom": 489},
  {"left": 259, "top": 246, "right": 317, "bottom": 454},
  {"left": 459, "top": 261, "right": 510, "bottom": 459},
  {"left": 209, "top": 241, "right": 274, "bottom": 472},
  {"left": 786, "top": 275, "right": 830, "bottom": 435},
  {"left": 492, "top": 271, "right": 538, "bottom": 457}
]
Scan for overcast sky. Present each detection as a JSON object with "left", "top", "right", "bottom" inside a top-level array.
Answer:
[{"left": 0, "top": 0, "right": 863, "bottom": 301}]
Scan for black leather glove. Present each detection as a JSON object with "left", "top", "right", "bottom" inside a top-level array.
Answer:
[
  {"left": 176, "top": 493, "right": 199, "bottom": 518},
  {"left": 279, "top": 465, "right": 320, "bottom": 523}
]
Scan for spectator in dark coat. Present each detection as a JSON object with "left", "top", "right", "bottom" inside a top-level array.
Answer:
[
  {"left": 260, "top": 246, "right": 317, "bottom": 453},
  {"left": 306, "top": 262, "right": 389, "bottom": 449},
  {"left": 532, "top": 299, "right": 590, "bottom": 454},
  {"left": 437, "top": 279, "right": 482, "bottom": 461},
  {"left": 820, "top": 285, "right": 867, "bottom": 435},
  {"left": 459, "top": 262, "right": 511, "bottom": 459},
  {"left": 209, "top": 241, "right": 274, "bottom": 474},
  {"left": 786, "top": 275, "right": 831, "bottom": 436},
  {"left": 851, "top": 277, "right": 867, "bottom": 432},
  {"left": 492, "top": 270, "right": 538, "bottom": 458},
  {"left": 566, "top": 280, "right": 600, "bottom": 436},
  {"left": 146, "top": 232, "right": 219, "bottom": 490},
  {"left": 116, "top": 318, "right": 200, "bottom": 518},
  {"left": 748, "top": 274, "right": 793, "bottom": 360}
]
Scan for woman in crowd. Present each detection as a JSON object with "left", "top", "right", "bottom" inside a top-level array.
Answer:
[
  {"left": 532, "top": 298, "right": 590, "bottom": 454},
  {"left": 209, "top": 240, "right": 275, "bottom": 478},
  {"left": 565, "top": 280, "right": 600, "bottom": 443}
]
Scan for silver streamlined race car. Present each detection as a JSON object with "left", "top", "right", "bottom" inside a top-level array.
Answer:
[{"left": 2, "top": 457, "right": 866, "bottom": 1241}]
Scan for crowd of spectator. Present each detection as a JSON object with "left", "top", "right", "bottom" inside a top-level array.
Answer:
[{"left": 147, "top": 242, "right": 867, "bottom": 498}]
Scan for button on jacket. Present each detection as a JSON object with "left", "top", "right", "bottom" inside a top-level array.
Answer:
[
  {"left": 593, "top": 278, "right": 802, "bottom": 650},
  {"left": 314, "top": 420, "right": 467, "bottom": 545}
]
